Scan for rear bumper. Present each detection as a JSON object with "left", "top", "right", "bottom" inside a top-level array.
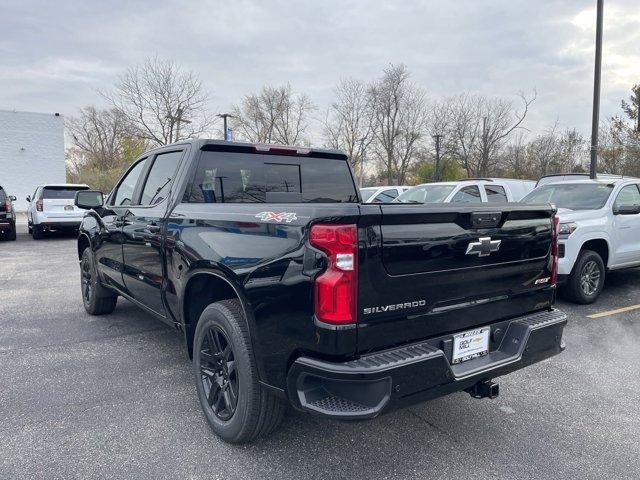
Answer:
[
  {"left": 0, "top": 221, "right": 15, "bottom": 231},
  {"left": 37, "top": 220, "right": 81, "bottom": 230},
  {"left": 287, "top": 309, "right": 567, "bottom": 419}
]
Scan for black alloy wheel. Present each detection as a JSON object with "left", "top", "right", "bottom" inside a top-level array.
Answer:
[
  {"left": 199, "top": 326, "right": 239, "bottom": 421},
  {"left": 81, "top": 253, "right": 94, "bottom": 306}
]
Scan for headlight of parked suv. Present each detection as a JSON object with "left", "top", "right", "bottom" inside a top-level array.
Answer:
[{"left": 558, "top": 222, "right": 577, "bottom": 236}]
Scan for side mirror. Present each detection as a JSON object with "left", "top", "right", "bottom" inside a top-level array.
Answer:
[
  {"left": 9, "top": 195, "right": 16, "bottom": 201},
  {"left": 75, "top": 190, "right": 104, "bottom": 210},
  {"left": 26, "top": 195, "right": 31, "bottom": 203},
  {"left": 613, "top": 204, "right": 640, "bottom": 215}
]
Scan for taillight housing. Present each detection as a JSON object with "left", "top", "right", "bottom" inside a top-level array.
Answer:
[
  {"left": 5, "top": 200, "right": 12, "bottom": 213},
  {"left": 551, "top": 215, "right": 559, "bottom": 285},
  {"left": 36, "top": 200, "right": 43, "bottom": 212},
  {"left": 309, "top": 224, "right": 358, "bottom": 325}
]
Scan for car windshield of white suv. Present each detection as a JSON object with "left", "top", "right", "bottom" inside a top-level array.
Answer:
[
  {"left": 394, "top": 185, "right": 456, "bottom": 203},
  {"left": 360, "top": 188, "right": 377, "bottom": 201},
  {"left": 521, "top": 183, "right": 613, "bottom": 210}
]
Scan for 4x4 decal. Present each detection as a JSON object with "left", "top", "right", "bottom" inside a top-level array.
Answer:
[{"left": 255, "top": 211, "right": 298, "bottom": 223}]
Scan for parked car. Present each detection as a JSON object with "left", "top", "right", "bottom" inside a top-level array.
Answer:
[
  {"left": 536, "top": 173, "right": 636, "bottom": 187},
  {"left": 521, "top": 178, "right": 640, "bottom": 303},
  {"left": 394, "top": 178, "right": 535, "bottom": 204},
  {"left": 26, "top": 184, "right": 90, "bottom": 239},
  {"left": 360, "top": 186, "right": 410, "bottom": 203},
  {"left": 74, "top": 139, "right": 565, "bottom": 443},
  {"left": 0, "top": 185, "right": 17, "bottom": 241}
]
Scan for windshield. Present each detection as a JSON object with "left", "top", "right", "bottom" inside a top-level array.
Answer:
[
  {"left": 395, "top": 184, "right": 456, "bottom": 203},
  {"left": 521, "top": 183, "right": 613, "bottom": 210},
  {"left": 360, "top": 188, "right": 376, "bottom": 201}
]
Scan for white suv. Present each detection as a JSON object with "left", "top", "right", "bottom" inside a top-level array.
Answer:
[
  {"left": 26, "top": 184, "right": 90, "bottom": 239},
  {"left": 521, "top": 178, "right": 640, "bottom": 303},
  {"left": 395, "top": 179, "right": 535, "bottom": 204}
]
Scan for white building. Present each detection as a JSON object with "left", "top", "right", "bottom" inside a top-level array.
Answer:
[{"left": 0, "top": 110, "right": 65, "bottom": 211}]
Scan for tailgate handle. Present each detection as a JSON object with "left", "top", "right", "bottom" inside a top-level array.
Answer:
[{"left": 471, "top": 212, "right": 501, "bottom": 228}]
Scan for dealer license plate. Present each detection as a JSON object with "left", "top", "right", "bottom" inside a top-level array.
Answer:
[{"left": 452, "top": 327, "right": 490, "bottom": 364}]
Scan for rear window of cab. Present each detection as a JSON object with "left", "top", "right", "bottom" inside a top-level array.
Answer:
[{"left": 185, "top": 151, "right": 358, "bottom": 203}]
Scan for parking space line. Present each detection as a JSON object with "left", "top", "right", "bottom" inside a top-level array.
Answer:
[{"left": 587, "top": 304, "right": 640, "bottom": 319}]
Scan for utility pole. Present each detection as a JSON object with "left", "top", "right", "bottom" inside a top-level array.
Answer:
[
  {"left": 217, "top": 113, "right": 235, "bottom": 141},
  {"left": 166, "top": 107, "right": 191, "bottom": 143},
  {"left": 433, "top": 134, "right": 443, "bottom": 181},
  {"left": 590, "top": 0, "right": 604, "bottom": 179}
]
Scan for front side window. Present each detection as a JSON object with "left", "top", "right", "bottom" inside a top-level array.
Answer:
[
  {"left": 613, "top": 184, "right": 640, "bottom": 209},
  {"left": 485, "top": 185, "right": 508, "bottom": 203},
  {"left": 451, "top": 185, "right": 481, "bottom": 203},
  {"left": 112, "top": 158, "right": 147, "bottom": 207},
  {"left": 140, "top": 151, "right": 183, "bottom": 206}
]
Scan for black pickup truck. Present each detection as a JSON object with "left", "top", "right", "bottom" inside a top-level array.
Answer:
[{"left": 74, "top": 139, "right": 566, "bottom": 443}]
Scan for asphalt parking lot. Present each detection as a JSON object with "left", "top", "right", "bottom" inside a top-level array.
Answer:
[{"left": 1, "top": 216, "right": 639, "bottom": 480}]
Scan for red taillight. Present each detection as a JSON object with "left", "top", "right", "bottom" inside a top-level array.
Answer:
[
  {"left": 36, "top": 200, "right": 43, "bottom": 212},
  {"left": 5, "top": 201, "right": 11, "bottom": 213},
  {"left": 551, "top": 215, "right": 559, "bottom": 285},
  {"left": 309, "top": 224, "right": 358, "bottom": 325}
]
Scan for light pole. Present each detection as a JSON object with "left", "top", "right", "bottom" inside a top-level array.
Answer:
[
  {"left": 589, "top": 0, "right": 604, "bottom": 179},
  {"left": 217, "top": 113, "right": 235, "bottom": 141},
  {"left": 166, "top": 107, "right": 191, "bottom": 143},
  {"left": 433, "top": 134, "right": 443, "bottom": 181}
]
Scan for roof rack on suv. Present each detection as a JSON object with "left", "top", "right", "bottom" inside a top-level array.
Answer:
[{"left": 455, "top": 178, "right": 494, "bottom": 182}]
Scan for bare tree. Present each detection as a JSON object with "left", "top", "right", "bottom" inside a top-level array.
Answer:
[
  {"left": 447, "top": 93, "right": 482, "bottom": 177},
  {"left": 369, "top": 64, "right": 428, "bottom": 185},
  {"left": 499, "top": 132, "right": 530, "bottom": 178},
  {"left": 102, "top": 57, "right": 213, "bottom": 146},
  {"left": 66, "top": 107, "right": 143, "bottom": 169},
  {"left": 425, "top": 98, "right": 456, "bottom": 181},
  {"left": 474, "top": 91, "right": 536, "bottom": 177},
  {"left": 231, "top": 84, "right": 315, "bottom": 145},
  {"left": 322, "top": 78, "right": 374, "bottom": 183},
  {"left": 447, "top": 92, "right": 535, "bottom": 177}
]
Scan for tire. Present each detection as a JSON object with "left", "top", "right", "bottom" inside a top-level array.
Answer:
[
  {"left": 80, "top": 248, "right": 117, "bottom": 315},
  {"left": 6, "top": 225, "right": 16, "bottom": 241},
  {"left": 193, "top": 299, "right": 286, "bottom": 443},
  {"left": 565, "top": 250, "right": 605, "bottom": 304},
  {"left": 32, "top": 225, "right": 44, "bottom": 240}
]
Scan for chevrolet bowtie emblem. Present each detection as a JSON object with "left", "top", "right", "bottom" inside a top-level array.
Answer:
[{"left": 465, "top": 237, "right": 501, "bottom": 257}]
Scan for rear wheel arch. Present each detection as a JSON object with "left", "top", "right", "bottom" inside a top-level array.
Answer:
[{"left": 181, "top": 271, "right": 257, "bottom": 362}]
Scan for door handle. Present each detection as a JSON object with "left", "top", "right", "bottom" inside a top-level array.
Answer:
[{"left": 146, "top": 224, "right": 161, "bottom": 233}]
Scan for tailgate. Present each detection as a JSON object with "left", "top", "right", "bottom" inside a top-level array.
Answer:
[{"left": 357, "top": 203, "right": 556, "bottom": 352}]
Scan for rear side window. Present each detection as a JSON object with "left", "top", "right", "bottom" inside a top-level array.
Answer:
[
  {"left": 140, "top": 151, "right": 183, "bottom": 206},
  {"left": 485, "top": 185, "right": 508, "bottom": 203},
  {"left": 0, "top": 188, "right": 6, "bottom": 202},
  {"left": 186, "top": 152, "right": 357, "bottom": 203},
  {"left": 42, "top": 186, "right": 89, "bottom": 199},
  {"left": 451, "top": 185, "right": 481, "bottom": 203}
]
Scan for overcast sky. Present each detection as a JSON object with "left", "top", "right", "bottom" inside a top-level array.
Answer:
[{"left": 1, "top": 0, "right": 638, "bottom": 142}]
